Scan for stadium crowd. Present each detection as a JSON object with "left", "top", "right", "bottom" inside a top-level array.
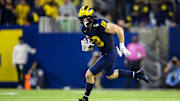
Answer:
[
  {"left": 0, "top": 0, "right": 79, "bottom": 26},
  {"left": 1, "top": 0, "right": 180, "bottom": 27}
]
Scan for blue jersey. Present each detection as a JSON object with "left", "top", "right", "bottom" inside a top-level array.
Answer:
[{"left": 81, "top": 18, "right": 116, "bottom": 53}]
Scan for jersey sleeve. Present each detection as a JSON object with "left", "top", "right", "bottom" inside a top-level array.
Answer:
[{"left": 98, "top": 19, "right": 108, "bottom": 31}]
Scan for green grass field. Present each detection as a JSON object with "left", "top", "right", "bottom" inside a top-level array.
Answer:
[{"left": 0, "top": 89, "right": 180, "bottom": 101}]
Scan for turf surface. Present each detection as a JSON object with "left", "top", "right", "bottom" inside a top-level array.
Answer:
[{"left": 0, "top": 89, "right": 179, "bottom": 101}]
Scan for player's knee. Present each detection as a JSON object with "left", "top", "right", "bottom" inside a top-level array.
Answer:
[
  {"left": 85, "top": 70, "right": 94, "bottom": 80},
  {"left": 106, "top": 70, "right": 119, "bottom": 80}
]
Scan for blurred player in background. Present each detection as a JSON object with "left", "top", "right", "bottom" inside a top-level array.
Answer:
[
  {"left": 12, "top": 37, "right": 36, "bottom": 89},
  {"left": 78, "top": 6, "right": 149, "bottom": 101}
]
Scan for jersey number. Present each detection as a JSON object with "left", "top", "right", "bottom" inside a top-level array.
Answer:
[
  {"left": 91, "top": 36, "right": 104, "bottom": 47},
  {"left": 101, "top": 20, "right": 107, "bottom": 28}
]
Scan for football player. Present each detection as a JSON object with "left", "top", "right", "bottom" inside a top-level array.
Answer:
[{"left": 78, "top": 6, "right": 149, "bottom": 101}]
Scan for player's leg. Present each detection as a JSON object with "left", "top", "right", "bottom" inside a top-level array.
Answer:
[
  {"left": 84, "top": 69, "right": 94, "bottom": 98},
  {"left": 105, "top": 48, "right": 136, "bottom": 79},
  {"left": 105, "top": 63, "right": 135, "bottom": 80},
  {"left": 106, "top": 67, "right": 149, "bottom": 83},
  {"left": 104, "top": 48, "right": 149, "bottom": 82},
  {"left": 106, "top": 69, "right": 135, "bottom": 79},
  {"left": 79, "top": 57, "right": 108, "bottom": 101},
  {"left": 16, "top": 64, "right": 22, "bottom": 88}
]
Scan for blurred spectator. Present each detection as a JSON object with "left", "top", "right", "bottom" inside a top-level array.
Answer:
[
  {"left": 82, "top": 0, "right": 93, "bottom": 8},
  {"left": 0, "top": 0, "right": 4, "bottom": 6},
  {"left": 0, "top": 0, "right": 179, "bottom": 27},
  {"left": 126, "top": 35, "right": 146, "bottom": 88},
  {"left": 72, "top": 0, "right": 81, "bottom": 8},
  {"left": 127, "top": 36, "right": 146, "bottom": 71},
  {"left": 115, "top": 0, "right": 126, "bottom": 22},
  {"left": 58, "top": 0, "right": 77, "bottom": 32},
  {"left": 0, "top": 0, "right": 16, "bottom": 25},
  {"left": 124, "top": 16, "right": 132, "bottom": 27},
  {"left": 117, "top": 19, "right": 130, "bottom": 32},
  {"left": 43, "top": 0, "right": 59, "bottom": 18},
  {"left": 55, "top": 0, "right": 80, "bottom": 7},
  {"left": 59, "top": 0, "right": 77, "bottom": 17},
  {"left": 130, "top": 0, "right": 142, "bottom": 25},
  {"left": 139, "top": 2, "right": 150, "bottom": 26},
  {"left": 28, "top": 0, "right": 45, "bottom": 24},
  {"left": 155, "top": 0, "right": 174, "bottom": 26},
  {"left": 26, "top": 0, "right": 35, "bottom": 8},
  {"left": 28, "top": 61, "right": 44, "bottom": 89},
  {"left": 124, "top": 0, "right": 133, "bottom": 17},
  {"left": 15, "top": 0, "right": 30, "bottom": 25},
  {"left": 117, "top": 19, "right": 126, "bottom": 27},
  {"left": 129, "top": 0, "right": 150, "bottom": 26},
  {"left": 12, "top": 37, "right": 36, "bottom": 89},
  {"left": 54, "top": 0, "right": 63, "bottom": 6},
  {"left": 164, "top": 56, "right": 180, "bottom": 88},
  {"left": 105, "top": 14, "right": 112, "bottom": 22},
  {"left": 117, "top": 19, "right": 130, "bottom": 28}
]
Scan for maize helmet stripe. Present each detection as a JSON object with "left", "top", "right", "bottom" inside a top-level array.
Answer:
[{"left": 78, "top": 6, "right": 94, "bottom": 17}]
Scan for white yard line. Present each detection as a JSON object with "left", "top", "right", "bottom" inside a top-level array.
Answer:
[{"left": 0, "top": 92, "right": 18, "bottom": 95}]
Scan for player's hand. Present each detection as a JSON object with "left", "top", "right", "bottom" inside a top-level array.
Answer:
[
  {"left": 119, "top": 43, "right": 131, "bottom": 57},
  {"left": 116, "top": 46, "right": 123, "bottom": 57},
  {"left": 81, "top": 38, "right": 94, "bottom": 51}
]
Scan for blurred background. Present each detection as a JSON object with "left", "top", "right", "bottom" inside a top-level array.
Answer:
[{"left": 0, "top": 0, "right": 180, "bottom": 90}]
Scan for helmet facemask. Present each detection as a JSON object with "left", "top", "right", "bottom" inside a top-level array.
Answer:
[{"left": 79, "top": 16, "right": 94, "bottom": 27}]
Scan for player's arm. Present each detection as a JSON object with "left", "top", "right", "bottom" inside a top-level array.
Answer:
[
  {"left": 105, "top": 23, "right": 131, "bottom": 57},
  {"left": 105, "top": 23, "right": 124, "bottom": 43}
]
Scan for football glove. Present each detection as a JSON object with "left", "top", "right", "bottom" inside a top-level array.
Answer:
[
  {"left": 81, "top": 38, "right": 94, "bottom": 52},
  {"left": 116, "top": 46, "right": 123, "bottom": 57},
  {"left": 119, "top": 43, "right": 131, "bottom": 57}
]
